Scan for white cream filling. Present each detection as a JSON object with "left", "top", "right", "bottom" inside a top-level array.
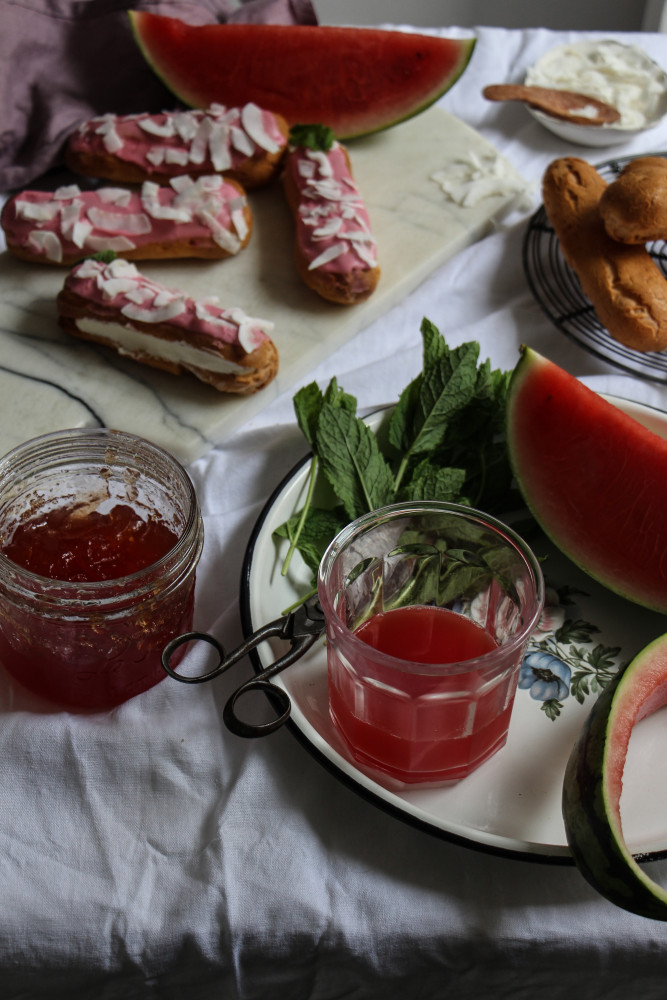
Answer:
[
  {"left": 525, "top": 39, "right": 667, "bottom": 129},
  {"left": 74, "top": 317, "right": 248, "bottom": 375}
]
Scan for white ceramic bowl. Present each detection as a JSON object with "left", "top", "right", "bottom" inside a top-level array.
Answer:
[{"left": 524, "top": 39, "right": 667, "bottom": 146}]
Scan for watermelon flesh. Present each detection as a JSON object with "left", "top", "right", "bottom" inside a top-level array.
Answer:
[
  {"left": 506, "top": 346, "right": 667, "bottom": 614},
  {"left": 128, "top": 14, "right": 476, "bottom": 139},
  {"left": 563, "top": 634, "right": 667, "bottom": 919}
]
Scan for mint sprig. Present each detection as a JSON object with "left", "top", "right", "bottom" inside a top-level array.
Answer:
[
  {"left": 289, "top": 124, "right": 335, "bottom": 151},
  {"left": 276, "top": 318, "right": 522, "bottom": 589}
]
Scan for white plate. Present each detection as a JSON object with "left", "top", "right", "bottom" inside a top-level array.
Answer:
[{"left": 240, "top": 398, "right": 667, "bottom": 862}]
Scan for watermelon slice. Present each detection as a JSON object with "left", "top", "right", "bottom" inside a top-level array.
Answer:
[
  {"left": 128, "top": 14, "right": 475, "bottom": 139},
  {"left": 563, "top": 633, "right": 667, "bottom": 920},
  {"left": 506, "top": 346, "right": 667, "bottom": 614}
]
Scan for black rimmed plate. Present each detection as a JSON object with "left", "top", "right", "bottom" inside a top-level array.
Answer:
[
  {"left": 239, "top": 401, "right": 667, "bottom": 863},
  {"left": 523, "top": 152, "right": 667, "bottom": 382}
]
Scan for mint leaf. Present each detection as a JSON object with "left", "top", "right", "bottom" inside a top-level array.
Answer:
[
  {"left": 275, "top": 505, "right": 347, "bottom": 577},
  {"left": 274, "top": 319, "right": 522, "bottom": 599},
  {"left": 281, "top": 377, "right": 358, "bottom": 576},
  {"left": 398, "top": 460, "right": 467, "bottom": 504},
  {"left": 323, "top": 376, "right": 357, "bottom": 415},
  {"left": 293, "top": 382, "right": 325, "bottom": 450},
  {"left": 293, "top": 377, "right": 356, "bottom": 450},
  {"left": 388, "top": 322, "right": 481, "bottom": 487},
  {"left": 412, "top": 339, "right": 480, "bottom": 454},
  {"left": 317, "top": 404, "right": 395, "bottom": 520},
  {"left": 289, "top": 124, "right": 335, "bottom": 151}
]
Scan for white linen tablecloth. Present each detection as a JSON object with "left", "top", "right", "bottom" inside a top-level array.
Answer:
[{"left": 3, "top": 24, "right": 667, "bottom": 1000}]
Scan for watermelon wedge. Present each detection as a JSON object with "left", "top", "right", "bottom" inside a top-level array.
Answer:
[
  {"left": 563, "top": 633, "right": 667, "bottom": 920},
  {"left": 128, "top": 13, "right": 475, "bottom": 139},
  {"left": 506, "top": 346, "right": 667, "bottom": 614}
]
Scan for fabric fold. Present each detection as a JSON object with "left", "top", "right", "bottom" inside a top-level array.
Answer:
[{"left": 0, "top": 0, "right": 317, "bottom": 190}]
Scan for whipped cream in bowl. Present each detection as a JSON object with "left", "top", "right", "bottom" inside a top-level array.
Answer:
[{"left": 524, "top": 39, "right": 667, "bottom": 145}]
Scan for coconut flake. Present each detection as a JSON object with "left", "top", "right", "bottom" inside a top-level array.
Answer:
[
  {"left": 146, "top": 148, "right": 167, "bottom": 166},
  {"left": 121, "top": 300, "right": 186, "bottom": 323},
  {"left": 72, "top": 258, "right": 102, "bottom": 280},
  {"left": 139, "top": 117, "right": 176, "bottom": 138},
  {"left": 103, "top": 126, "right": 124, "bottom": 154},
  {"left": 307, "top": 178, "right": 349, "bottom": 202},
  {"left": 189, "top": 117, "right": 214, "bottom": 165},
  {"left": 169, "top": 176, "right": 195, "bottom": 194},
  {"left": 54, "top": 185, "right": 82, "bottom": 201},
  {"left": 87, "top": 207, "right": 152, "bottom": 235},
  {"left": 71, "top": 219, "right": 94, "bottom": 248},
  {"left": 353, "top": 242, "right": 377, "bottom": 267},
  {"left": 298, "top": 159, "right": 317, "bottom": 179},
  {"left": 28, "top": 229, "right": 62, "bottom": 262},
  {"left": 14, "top": 199, "right": 61, "bottom": 222},
  {"left": 309, "top": 242, "right": 348, "bottom": 270},
  {"left": 84, "top": 235, "right": 137, "bottom": 252},
  {"left": 101, "top": 277, "right": 142, "bottom": 298},
  {"left": 209, "top": 122, "right": 233, "bottom": 171},
  {"left": 231, "top": 206, "right": 249, "bottom": 242},
  {"left": 345, "top": 229, "right": 376, "bottom": 244},
  {"left": 241, "top": 103, "right": 281, "bottom": 153},
  {"left": 98, "top": 188, "right": 132, "bottom": 207},
  {"left": 307, "top": 150, "right": 334, "bottom": 178},
  {"left": 142, "top": 187, "right": 193, "bottom": 222},
  {"left": 237, "top": 321, "right": 262, "bottom": 354},
  {"left": 107, "top": 258, "right": 140, "bottom": 280},
  {"left": 153, "top": 289, "right": 185, "bottom": 309},
  {"left": 313, "top": 217, "right": 343, "bottom": 239},
  {"left": 124, "top": 286, "right": 155, "bottom": 305},
  {"left": 173, "top": 111, "right": 199, "bottom": 143},
  {"left": 197, "top": 209, "right": 241, "bottom": 254},
  {"left": 194, "top": 175, "right": 225, "bottom": 194},
  {"left": 195, "top": 299, "right": 224, "bottom": 321},
  {"left": 59, "top": 199, "right": 83, "bottom": 237},
  {"left": 430, "top": 153, "right": 533, "bottom": 209},
  {"left": 229, "top": 125, "right": 253, "bottom": 158},
  {"left": 164, "top": 148, "right": 190, "bottom": 166}
]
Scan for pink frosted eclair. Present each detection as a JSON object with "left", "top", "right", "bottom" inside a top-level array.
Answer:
[
  {"left": 66, "top": 104, "right": 289, "bottom": 189},
  {"left": 282, "top": 126, "right": 380, "bottom": 305},
  {"left": 56, "top": 257, "right": 278, "bottom": 394},
  {"left": 1, "top": 175, "right": 252, "bottom": 265}
]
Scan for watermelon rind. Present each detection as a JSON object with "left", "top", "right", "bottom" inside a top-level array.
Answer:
[
  {"left": 505, "top": 345, "right": 667, "bottom": 614},
  {"left": 563, "top": 634, "right": 667, "bottom": 920},
  {"left": 128, "top": 14, "right": 476, "bottom": 139}
]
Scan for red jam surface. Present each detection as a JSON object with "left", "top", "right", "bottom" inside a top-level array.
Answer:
[
  {"left": 328, "top": 606, "right": 518, "bottom": 785},
  {"left": 3, "top": 502, "right": 178, "bottom": 582},
  {"left": 0, "top": 502, "right": 194, "bottom": 710}
]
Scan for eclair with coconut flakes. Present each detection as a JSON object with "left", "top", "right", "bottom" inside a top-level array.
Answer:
[
  {"left": 65, "top": 104, "right": 289, "bottom": 190},
  {"left": 282, "top": 125, "right": 380, "bottom": 306},
  {"left": 1, "top": 175, "right": 252, "bottom": 266},
  {"left": 56, "top": 257, "right": 278, "bottom": 394}
]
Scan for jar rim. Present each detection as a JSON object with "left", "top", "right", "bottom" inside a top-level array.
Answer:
[{"left": 0, "top": 427, "right": 203, "bottom": 604}]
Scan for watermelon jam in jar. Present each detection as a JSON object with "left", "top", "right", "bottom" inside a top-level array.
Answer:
[
  {"left": 0, "top": 429, "right": 204, "bottom": 710},
  {"left": 318, "top": 502, "right": 544, "bottom": 786}
]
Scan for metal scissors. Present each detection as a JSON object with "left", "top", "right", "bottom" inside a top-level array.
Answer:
[{"left": 161, "top": 594, "right": 326, "bottom": 739}]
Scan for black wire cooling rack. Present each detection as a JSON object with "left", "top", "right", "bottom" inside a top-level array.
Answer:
[{"left": 523, "top": 152, "right": 667, "bottom": 382}]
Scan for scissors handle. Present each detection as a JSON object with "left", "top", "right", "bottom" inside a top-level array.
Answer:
[{"left": 161, "top": 596, "right": 326, "bottom": 738}]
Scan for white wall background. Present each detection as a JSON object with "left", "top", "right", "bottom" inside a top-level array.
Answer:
[{"left": 315, "top": 0, "right": 664, "bottom": 33}]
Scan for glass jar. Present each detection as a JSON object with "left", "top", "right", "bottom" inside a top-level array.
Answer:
[{"left": 0, "top": 428, "right": 204, "bottom": 710}]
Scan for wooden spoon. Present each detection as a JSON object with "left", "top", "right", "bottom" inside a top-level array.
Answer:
[{"left": 483, "top": 84, "right": 621, "bottom": 127}]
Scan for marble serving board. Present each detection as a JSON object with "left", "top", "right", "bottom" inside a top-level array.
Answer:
[{"left": 0, "top": 107, "right": 526, "bottom": 465}]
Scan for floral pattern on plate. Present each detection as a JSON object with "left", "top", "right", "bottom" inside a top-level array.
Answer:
[{"left": 521, "top": 582, "right": 625, "bottom": 720}]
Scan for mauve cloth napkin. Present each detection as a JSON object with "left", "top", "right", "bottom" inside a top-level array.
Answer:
[{"left": 0, "top": 0, "right": 317, "bottom": 191}]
